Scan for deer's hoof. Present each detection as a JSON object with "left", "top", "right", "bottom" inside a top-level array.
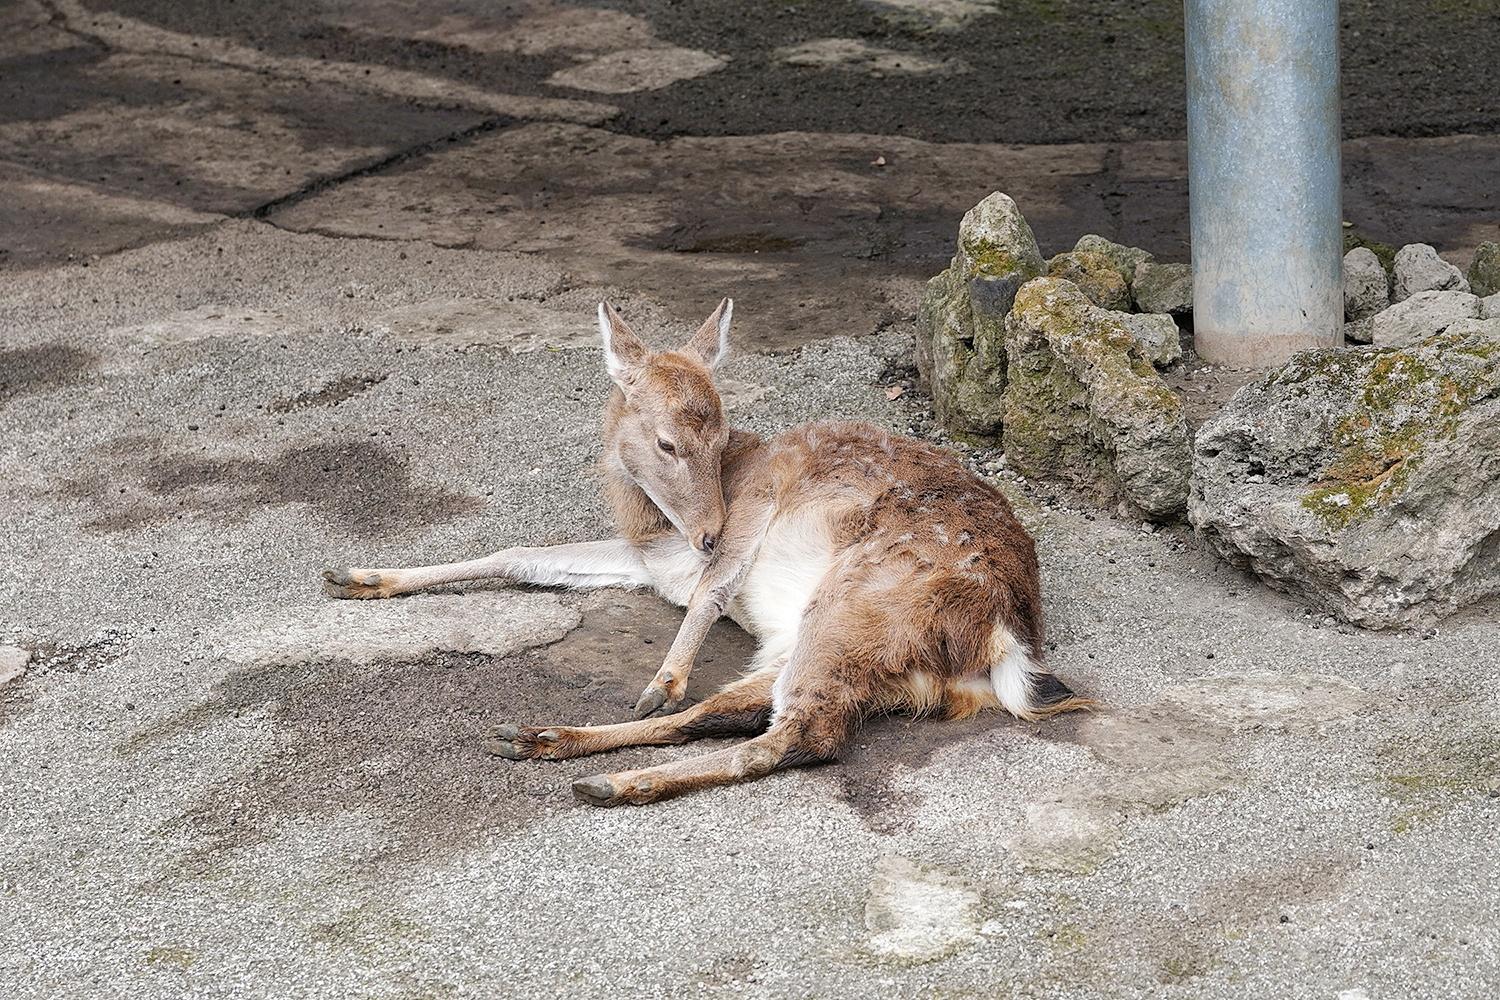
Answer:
[
  {"left": 321, "top": 568, "right": 390, "bottom": 600},
  {"left": 483, "top": 724, "right": 568, "bottom": 760},
  {"left": 632, "top": 684, "right": 668, "bottom": 719},
  {"left": 572, "top": 774, "right": 621, "bottom": 807}
]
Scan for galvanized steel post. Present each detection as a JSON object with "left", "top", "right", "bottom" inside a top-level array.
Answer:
[{"left": 1184, "top": 0, "right": 1343, "bottom": 367}]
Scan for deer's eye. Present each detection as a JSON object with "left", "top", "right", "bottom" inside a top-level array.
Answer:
[{"left": 657, "top": 438, "right": 676, "bottom": 455}]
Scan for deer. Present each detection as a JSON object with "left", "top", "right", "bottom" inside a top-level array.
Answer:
[{"left": 322, "top": 299, "right": 1089, "bottom": 806}]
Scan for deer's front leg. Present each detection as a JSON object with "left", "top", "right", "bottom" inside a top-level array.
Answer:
[
  {"left": 322, "top": 538, "right": 648, "bottom": 599},
  {"left": 633, "top": 540, "right": 760, "bottom": 718}
]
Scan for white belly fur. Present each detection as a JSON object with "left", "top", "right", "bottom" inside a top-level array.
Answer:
[
  {"left": 730, "top": 510, "right": 834, "bottom": 667},
  {"left": 639, "top": 511, "right": 833, "bottom": 673}
]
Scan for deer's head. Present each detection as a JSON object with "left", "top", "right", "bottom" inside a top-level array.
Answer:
[{"left": 597, "top": 299, "right": 733, "bottom": 554}]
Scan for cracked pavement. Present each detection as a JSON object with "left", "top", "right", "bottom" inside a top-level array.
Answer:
[{"left": 2, "top": 2, "right": 1499, "bottom": 998}]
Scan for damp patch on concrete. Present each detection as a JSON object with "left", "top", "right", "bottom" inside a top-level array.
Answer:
[
  {"left": 62, "top": 439, "right": 485, "bottom": 537},
  {"left": 0, "top": 343, "right": 96, "bottom": 405}
]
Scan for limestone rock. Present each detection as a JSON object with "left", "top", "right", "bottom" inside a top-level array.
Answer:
[
  {"left": 1370, "top": 289, "right": 1480, "bottom": 347},
  {"left": 1072, "top": 234, "right": 1155, "bottom": 284},
  {"left": 1115, "top": 312, "right": 1182, "bottom": 367},
  {"left": 1482, "top": 293, "right": 1500, "bottom": 320},
  {"left": 1190, "top": 327, "right": 1500, "bottom": 628},
  {"left": 1392, "top": 243, "right": 1469, "bottom": 301},
  {"left": 1343, "top": 247, "right": 1389, "bottom": 321},
  {"left": 1344, "top": 317, "right": 1375, "bottom": 345},
  {"left": 1130, "top": 261, "right": 1192, "bottom": 316},
  {"left": 1003, "top": 277, "right": 1191, "bottom": 520},
  {"left": 1343, "top": 232, "right": 1397, "bottom": 278},
  {"left": 1046, "top": 251, "right": 1131, "bottom": 311},
  {"left": 1445, "top": 317, "right": 1500, "bottom": 339},
  {"left": 915, "top": 192, "right": 1045, "bottom": 441},
  {"left": 1468, "top": 241, "right": 1500, "bottom": 298}
]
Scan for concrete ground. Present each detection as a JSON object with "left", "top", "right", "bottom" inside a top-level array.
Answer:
[{"left": 2, "top": 2, "right": 1499, "bottom": 998}]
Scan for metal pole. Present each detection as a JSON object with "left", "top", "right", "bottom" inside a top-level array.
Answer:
[{"left": 1185, "top": 0, "right": 1343, "bottom": 367}]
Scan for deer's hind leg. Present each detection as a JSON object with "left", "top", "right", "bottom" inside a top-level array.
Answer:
[
  {"left": 570, "top": 604, "right": 868, "bottom": 806},
  {"left": 485, "top": 666, "right": 779, "bottom": 762}
]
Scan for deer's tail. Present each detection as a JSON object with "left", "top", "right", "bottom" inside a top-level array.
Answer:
[{"left": 989, "top": 629, "right": 1094, "bottom": 720}]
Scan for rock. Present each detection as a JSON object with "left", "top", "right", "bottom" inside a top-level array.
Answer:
[
  {"left": 1003, "top": 278, "right": 1192, "bottom": 520},
  {"left": 1392, "top": 243, "right": 1469, "bottom": 301},
  {"left": 1342, "top": 232, "right": 1397, "bottom": 278},
  {"left": 914, "top": 192, "right": 1045, "bottom": 441},
  {"left": 1115, "top": 311, "right": 1182, "bottom": 367},
  {"left": 1072, "top": 234, "right": 1155, "bottom": 285},
  {"left": 1370, "top": 289, "right": 1480, "bottom": 347},
  {"left": 1189, "top": 326, "right": 1500, "bottom": 628},
  {"left": 1445, "top": 317, "right": 1500, "bottom": 339},
  {"left": 1482, "top": 293, "right": 1500, "bottom": 320},
  {"left": 1343, "top": 247, "right": 1389, "bottom": 320},
  {"left": 1344, "top": 317, "right": 1375, "bottom": 344},
  {"left": 0, "top": 645, "right": 28, "bottom": 686},
  {"left": 863, "top": 856, "right": 980, "bottom": 963},
  {"left": 1468, "top": 241, "right": 1500, "bottom": 297},
  {"left": 1046, "top": 251, "right": 1131, "bottom": 311},
  {"left": 1130, "top": 261, "right": 1193, "bottom": 316}
]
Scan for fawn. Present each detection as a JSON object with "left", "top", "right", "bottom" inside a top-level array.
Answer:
[{"left": 322, "top": 299, "right": 1088, "bottom": 806}]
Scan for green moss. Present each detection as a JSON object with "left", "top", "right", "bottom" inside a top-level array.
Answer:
[
  {"left": 1041, "top": 923, "right": 1087, "bottom": 951},
  {"left": 1379, "top": 733, "right": 1500, "bottom": 834},
  {"left": 1298, "top": 334, "right": 1500, "bottom": 529},
  {"left": 961, "top": 239, "right": 1037, "bottom": 281},
  {"left": 145, "top": 945, "right": 196, "bottom": 969}
]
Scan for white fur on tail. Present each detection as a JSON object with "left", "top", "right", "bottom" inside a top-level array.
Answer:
[{"left": 988, "top": 625, "right": 1039, "bottom": 719}]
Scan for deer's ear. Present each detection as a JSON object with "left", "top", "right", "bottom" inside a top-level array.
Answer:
[
  {"left": 598, "top": 301, "right": 648, "bottom": 388},
  {"left": 683, "top": 297, "right": 732, "bottom": 371}
]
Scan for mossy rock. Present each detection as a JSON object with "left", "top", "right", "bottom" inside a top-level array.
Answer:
[
  {"left": 1002, "top": 277, "right": 1190, "bottom": 519},
  {"left": 1469, "top": 241, "right": 1500, "bottom": 298},
  {"left": 1190, "top": 325, "right": 1500, "bottom": 628},
  {"left": 1073, "top": 234, "right": 1155, "bottom": 285},
  {"left": 1343, "top": 231, "right": 1398, "bottom": 279},
  {"left": 1046, "top": 251, "right": 1131, "bottom": 311},
  {"left": 914, "top": 192, "right": 1045, "bottom": 442}
]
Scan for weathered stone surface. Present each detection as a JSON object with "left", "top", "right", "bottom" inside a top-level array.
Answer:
[
  {"left": 1370, "top": 289, "right": 1480, "bottom": 346},
  {"left": 1469, "top": 241, "right": 1500, "bottom": 297},
  {"left": 0, "top": 645, "right": 28, "bottom": 686},
  {"left": 1343, "top": 231, "right": 1397, "bottom": 279},
  {"left": 1003, "top": 277, "right": 1191, "bottom": 519},
  {"left": 1343, "top": 247, "right": 1390, "bottom": 320},
  {"left": 863, "top": 856, "right": 980, "bottom": 962},
  {"left": 1190, "top": 327, "right": 1500, "bottom": 628},
  {"left": 220, "top": 591, "right": 579, "bottom": 666},
  {"left": 1392, "top": 243, "right": 1470, "bottom": 301},
  {"left": 1345, "top": 316, "right": 1375, "bottom": 344},
  {"left": 1046, "top": 250, "right": 1131, "bottom": 310},
  {"left": 1114, "top": 311, "right": 1182, "bottom": 367},
  {"left": 1446, "top": 317, "right": 1500, "bottom": 339},
  {"left": 1483, "top": 292, "right": 1500, "bottom": 320},
  {"left": 915, "top": 192, "right": 1045, "bottom": 441},
  {"left": 1130, "top": 261, "right": 1192, "bottom": 316},
  {"left": 1073, "top": 233, "right": 1155, "bottom": 284}
]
